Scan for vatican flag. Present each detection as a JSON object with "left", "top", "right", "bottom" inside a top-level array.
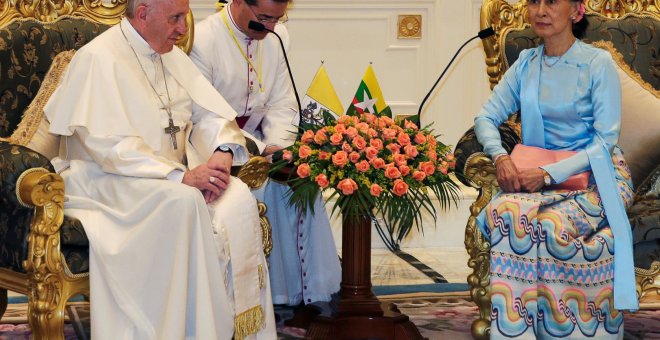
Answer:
[
  {"left": 300, "top": 63, "right": 344, "bottom": 125},
  {"left": 346, "top": 64, "right": 392, "bottom": 117}
]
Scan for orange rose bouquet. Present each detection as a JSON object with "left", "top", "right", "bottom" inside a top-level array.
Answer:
[{"left": 271, "top": 111, "right": 460, "bottom": 245}]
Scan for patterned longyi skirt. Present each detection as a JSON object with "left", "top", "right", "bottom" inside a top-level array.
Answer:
[{"left": 483, "top": 149, "right": 634, "bottom": 339}]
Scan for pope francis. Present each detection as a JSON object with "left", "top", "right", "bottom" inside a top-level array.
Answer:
[{"left": 43, "top": 0, "right": 276, "bottom": 339}]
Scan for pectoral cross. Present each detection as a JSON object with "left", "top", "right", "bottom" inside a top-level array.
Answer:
[{"left": 164, "top": 117, "right": 181, "bottom": 150}]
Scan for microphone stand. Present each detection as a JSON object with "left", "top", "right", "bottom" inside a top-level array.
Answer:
[
  {"left": 248, "top": 21, "right": 303, "bottom": 123},
  {"left": 417, "top": 27, "right": 495, "bottom": 126}
]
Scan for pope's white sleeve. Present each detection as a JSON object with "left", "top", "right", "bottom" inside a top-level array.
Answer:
[
  {"left": 190, "top": 102, "right": 249, "bottom": 165},
  {"left": 72, "top": 127, "right": 186, "bottom": 179}
]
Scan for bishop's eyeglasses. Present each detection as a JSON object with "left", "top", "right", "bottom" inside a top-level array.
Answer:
[{"left": 247, "top": 5, "right": 288, "bottom": 24}]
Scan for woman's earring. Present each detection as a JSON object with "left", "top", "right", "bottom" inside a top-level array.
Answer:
[{"left": 571, "top": 16, "right": 576, "bottom": 20}]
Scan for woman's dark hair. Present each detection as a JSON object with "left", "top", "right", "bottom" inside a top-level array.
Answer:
[
  {"left": 573, "top": 16, "right": 589, "bottom": 39},
  {"left": 571, "top": 0, "right": 589, "bottom": 39}
]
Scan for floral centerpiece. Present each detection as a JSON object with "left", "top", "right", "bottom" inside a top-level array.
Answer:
[{"left": 271, "top": 111, "right": 460, "bottom": 247}]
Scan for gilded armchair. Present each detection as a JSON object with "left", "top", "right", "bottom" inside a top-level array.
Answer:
[
  {"left": 454, "top": 1, "right": 660, "bottom": 339},
  {"left": 0, "top": 1, "right": 271, "bottom": 339}
]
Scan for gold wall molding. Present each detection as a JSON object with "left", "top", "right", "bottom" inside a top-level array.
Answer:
[{"left": 397, "top": 14, "right": 421, "bottom": 39}]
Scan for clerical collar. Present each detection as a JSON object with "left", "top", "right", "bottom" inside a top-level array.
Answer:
[
  {"left": 226, "top": 3, "right": 252, "bottom": 42},
  {"left": 222, "top": 5, "right": 264, "bottom": 94},
  {"left": 120, "top": 17, "right": 159, "bottom": 58}
]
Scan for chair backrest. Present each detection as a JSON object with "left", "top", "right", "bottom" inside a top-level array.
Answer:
[
  {"left": 479, "top": 0, "right": 660, "bottom": 186},
  {"left": 480, "top": 0, "right": 659, "bottom": 90},
  {"left": 0, "top": 1, "right": 194, "bottom": 139},
  {"left": 0, "top": 17, "right": 111, "bottom": 138}
]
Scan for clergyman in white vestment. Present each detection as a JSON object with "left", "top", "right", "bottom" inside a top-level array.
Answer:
[
  {"left": 43, "top": 0, "right": 276, "bottom": 339},
  {"left": 190, "top": 0, "right": 341, "bottom": 312}
]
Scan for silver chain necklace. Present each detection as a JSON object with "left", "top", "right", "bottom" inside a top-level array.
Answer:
[
  {"left": 543, "top": 54, "right": 563, "bottom": 68},
  {"left": 119, "top": 23, "right": 181, "bottom": 149},
  {"left": 543, "top": 38, "right": 575, "bottom": 68}
]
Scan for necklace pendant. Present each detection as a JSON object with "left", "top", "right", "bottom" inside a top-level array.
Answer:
[{"left": 164, "top": 118, "right": 181, "bottom": 150}]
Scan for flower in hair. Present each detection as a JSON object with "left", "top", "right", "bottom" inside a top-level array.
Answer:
[{"left": 574, "top": 2, "right": 585, "bottom": 23}]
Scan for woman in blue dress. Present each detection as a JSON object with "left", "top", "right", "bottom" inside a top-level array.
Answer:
[{"left": 474, "top": 0, "right": 637, "bottom": 338}]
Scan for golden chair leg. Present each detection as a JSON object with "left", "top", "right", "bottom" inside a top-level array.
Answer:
[
  {"left": 18, "top": 169, "right": 70, "bottom": 340},
  {"left": 463, "top": 154, "right": 499, "bottom": 339},
  {"left": 28, "top": 281, "right": 67, "bottom": 340},
  {"left": 466, "top": 214, "right": 491, "bottom": 340}
]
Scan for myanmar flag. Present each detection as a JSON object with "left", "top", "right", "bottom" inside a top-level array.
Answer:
[
  {"left": 346, "top": 64, "right": 392, "bottom": 117},
  {"left": 300, "top": 64, "right": 344, "bottom": 125}
]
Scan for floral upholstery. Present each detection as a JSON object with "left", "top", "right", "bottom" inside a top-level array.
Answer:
[
  {"left": 0, "top": 17, "right": 108, "bottom": 276},
  {"left": 0, "top": 142, "right": 52, "bottom": 272},
  {"left": 630, "top": 164, "right": 660, "bottom": 269},
  {"left": 0, "top": 18, "right": 110, "bottom": 138}
]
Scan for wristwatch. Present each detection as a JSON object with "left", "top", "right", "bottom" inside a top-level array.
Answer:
[
  {"left": 541, "top": 169, "right": 552, "bottom": 186},
  {"left": 215, "top": 145, "right": 233, "bottom": 156}
]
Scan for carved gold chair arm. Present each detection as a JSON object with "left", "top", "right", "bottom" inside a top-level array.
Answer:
[
  {"left": 234, "top": 156, "right": 273, "bottom": 258},
  {"left": 257, "top": 202, "right": 273, "bottom": 258},
  {"left": 235, "top": 156, "right": 270, "bottom": 190},
  {"left": 636, "top": 261, "right": 660, "bottom": 305},
  {"left": 15, "top": 167, "right": 89, "bottom": 339}
]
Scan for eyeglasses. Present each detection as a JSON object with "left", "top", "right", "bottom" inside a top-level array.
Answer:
[{"left": 247, "top": 5, "right": 288, "bottom": 24}]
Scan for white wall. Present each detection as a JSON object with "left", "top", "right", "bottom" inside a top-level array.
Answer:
[{"left": 190, "top": 0, "right": 490, "bottom": 247}]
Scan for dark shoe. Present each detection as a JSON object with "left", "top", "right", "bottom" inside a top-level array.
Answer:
[{"left": 283, "top": 304, "right": 321, "bottom": 329}]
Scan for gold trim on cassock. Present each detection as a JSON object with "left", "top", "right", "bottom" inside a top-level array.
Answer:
[{"left": 234, "top": 305, "right": 265, "bottom": 340}]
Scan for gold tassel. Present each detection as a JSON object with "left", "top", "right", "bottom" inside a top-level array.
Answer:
[{"left": 234, "top": 305, "right": 265, "bottom": 340}]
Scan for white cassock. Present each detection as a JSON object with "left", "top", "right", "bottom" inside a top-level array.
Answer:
[
  {"left": 44, "top": 18, "right": 276, "bottom": 340},
  {"left": 190, "top": 5, "right": 341, "bottom": 307}
]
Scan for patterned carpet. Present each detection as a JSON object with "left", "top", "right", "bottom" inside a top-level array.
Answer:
[{"left": 3, "top": 293, "right": 660, "bottom": 339}]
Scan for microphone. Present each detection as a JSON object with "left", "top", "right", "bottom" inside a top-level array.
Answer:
[
  {"left": 416, "top": 27, "right": 496, "bottom": 125},
  {"left": 248, "top": 21, "right": 303, "bottom": 124}
]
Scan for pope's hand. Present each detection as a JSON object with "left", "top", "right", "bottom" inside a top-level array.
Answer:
[{"left": 183, "top": 160, "right": 230, "bottom": 204}]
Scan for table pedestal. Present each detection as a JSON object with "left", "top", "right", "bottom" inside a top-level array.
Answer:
[{"left": 304, "top": 212, "right": 425, "bottom": 340}]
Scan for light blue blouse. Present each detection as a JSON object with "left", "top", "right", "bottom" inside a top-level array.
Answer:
[{"left": 474, "top": 40, "right": 638, "bottom": 311}]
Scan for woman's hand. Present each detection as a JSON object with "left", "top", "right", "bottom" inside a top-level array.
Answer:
[
  {"left": 518, "top": 168, "right": 546, "bottom": 193},
  {"left": 495, "top": 156, "right": 521, "bottom": 193}
]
